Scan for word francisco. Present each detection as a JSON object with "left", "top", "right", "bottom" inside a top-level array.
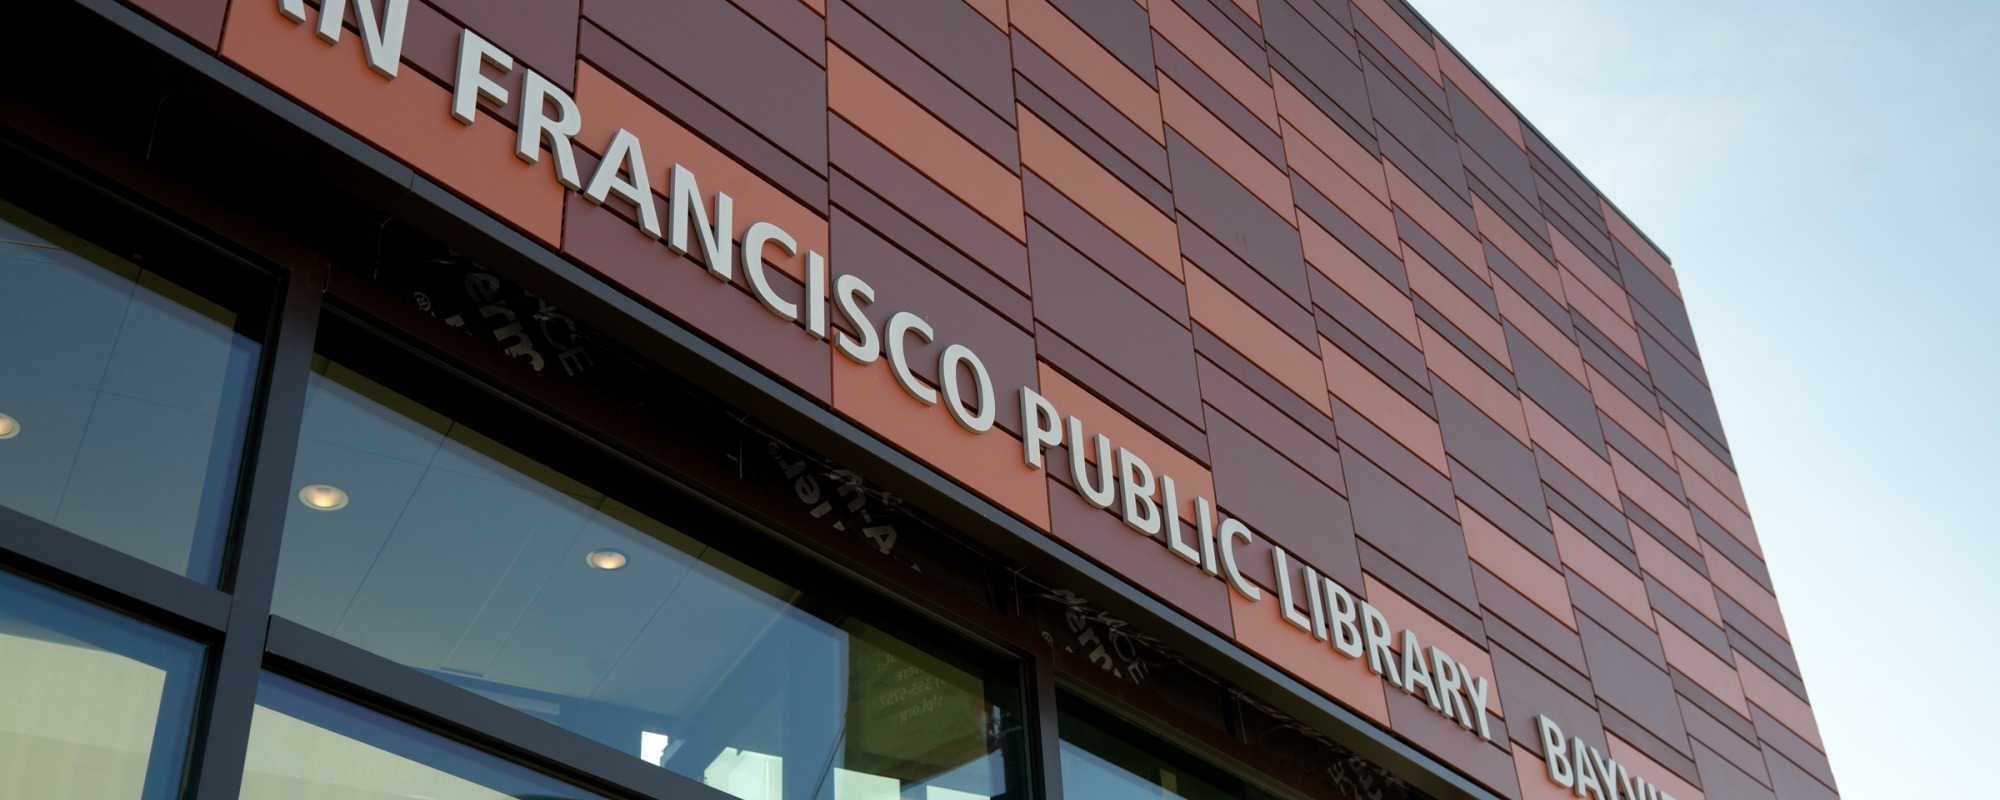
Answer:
[
  {"left": 1535, "top": 716, "right": 1679, "bottom": 800},
  {"left": 280, "top": 0, "right": 1494, "bottom": 742}
]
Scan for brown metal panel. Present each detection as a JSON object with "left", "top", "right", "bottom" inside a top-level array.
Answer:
[
  {"left": 1422, "top": 315, "right": 1517, "bottom": 418},
  {"left": 1637, "top": 534, "right": 1722, "bottom": 625},
  {"left": 574, "top": 62, "right": 829, "bottom": 268},
  {"left": 579, "top": 25, "right": 829, "bottom": 207},
  {"left": 1660, "top": 621, "right": 1748, "bottom": 719},
  {"left": 1025, "top": 177, "right": 1186, "bottom": 324},
  {"left": 1037, "top": 327, "right": 1213, "bottom": 463},
  {"left": 1154, "top": 36, "right": 1286, "bottom": 169},
  {"left": 1349, "top": 0, "right": 1436, "bottom": 83},
  {"left": 1711, "top": 556, "right": 1791, "bottom": 654},
  {"left": 1490, "top": 642, "right": 1601, "bottom": 753},
  {"left": 725, "top": 0, "right": 830, "bottom": 65},
  {"left": 1186, "top": 265, "right": 1328, "bottom": 416},
  {"left": 1014, "top": 75, "right": 1173, "bottom": 214},
  {"left": 1756, "top": 711, "right": 1838, "bottom": 797},
  {"left": 1476, "top": 192, "right": 1561, "bottom": 295},
  {"left": 1260, "top": 0, "right": 1359, "bottom": 95},
  {"left": 1446, "top": 80, "right": 1531, "bottom": 197},
  {"left": 1183, "top": 219, "right": 1317, "bottom": 350},
  {"left": 1181, "top": 0, "right": 1266, "bottom": 70},
  {"left": 1020, "top": 107, "right": 1181, "bottom": 273},
  {"left": 1317, "top": 302, "right": 1432, "bottom": 418},
  {"left": 1605, "top": 204, "right": 1680, "bottom": 299},
  {"left": 433, "top": 0, "right": 579, "bottom": 86},
  {"left": 1296, "top": 178, "right": 1408, "bottom": 305},
  {"left": 1693, "top": 739, "right": 1776, "bottom": 800},
  {"left": 1486, "top": 616, "right": 1592, "bottom": 715},
  {"left": 1467, "top": 516, "right": 1575, "bottom": 628},
  {"left": 1199, "top": 356, "right": 1343, "bottom": 490},
  {"left": 1472, "top": 566, "right": 1585, "bottom": 675},
  {"left": 1149, "top": 0, "right": 1278, "bottom": 131},
  {"left": 828, "top": 0, "right": 1016, "bottom": 164},
  {"left": 1192, "top": 327, "right": 1338, "bottom": 450},
  {"left": 1287, "top": 123, "right": 1397, "bottom": 253},
  {"left": 1328, "top": 401, "right": 1457, "bottom": 521},
  {"left": 1668, "top": 414, "right": 1749, "bottom": 511},
  {"left": 1030, "top": 224, "right": 1205, "bottom": 425},
  {"left": 560, "top": 195, "right": 833, "bottom": 402},
  {"left": 845, "top": 0, "right": 1012, "bottom": 118},
  {"left": 1685, "top": 702, "right": 1771, "bottom": 790},
  {"left": 1047, "top": 0, "right": 1157, "bottom": 82},
  {"left": 1604, "top": 419, "right": 1681, "bottom": 499},
  {"left": 1344, "top": 452, "right": 1476, "bottom": 610},
  {"left": 1163, "top": 76, "right": 1293, "bottom": 219},
  {"left": 831, "top": 171, "right": 1032, "bottom": 330},
  {"left": 1468, "top": 165, "right": 1550, "bottom": 265},
  {"left": 1577, "top": 615, "right": 1690, "bottom": 758},
  {"left": 1171, "top": 133, "right": 1314, "bottom": 306},
  {"left": 586, "top": 0, "right": 827, "bottom": 169},
  {"left": 1011, "top": 34, "right": 1172, "bottom": 192},
  {"left": 1564, "top": 574, "right": 1661, "bottom": 670},
  {"left": 1360, "top": 551, "right": 1482, "bottom": 645},
  {"left": 1599, "top": 704, "right": 1701, "bottom": 790},
  {"left": 831, "top": 46, "right": 1024, "bottom": 239},
  {"left": 1434, "top": 378, "right": 1541, "bottom": 519},
  {"left": 1206, "top": 412, "right": 1361, "bottom": 589},
  {"left": 830, "top": 118, "right": 1030, "bottom": 293},
  {"left": 1037, "top": 363, "right": 1216, "bottom": 519},
  {"left": 1010, "top": 0, "right": 1164, "bottom": 141},
  {"left": 1497, "top": 279, "right": 1585, "bottom": 386},
  {"left": 1325, "top": 343, "right": 1452, "bottom": 477},
  {"left": 1642, "top": 587, "right": 1722, "bottom": 662}
]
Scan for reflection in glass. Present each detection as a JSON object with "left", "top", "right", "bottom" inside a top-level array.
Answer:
[
  {"left": 1059, "top": 698, "right": 1244, "bottom": 800},
  {"left": 0, "top": 569, "right": 204, "bottom": 799},
  {"left": 0, "top": 199, "right": 259, "bottom": 583},
  {"left": 273, "top": 357, "right": 1024, "bottom": 800},
  {"left": 243, "top": 674, "right": 603, "bottom": 799}
]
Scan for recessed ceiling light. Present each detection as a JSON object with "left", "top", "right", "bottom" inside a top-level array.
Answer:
[
  {"left": 298, "top": 484, "right": 350, "bottom": 511},
  {"left": 0, "top": 413, "right": 19, "bottom": 440},
  {"left": 585, "top": 548, "right": 629, "bottom": 571}
]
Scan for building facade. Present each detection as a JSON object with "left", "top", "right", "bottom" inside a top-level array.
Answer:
[{"left": 0, "top": 0, "right": 1838, "bottom": 799}]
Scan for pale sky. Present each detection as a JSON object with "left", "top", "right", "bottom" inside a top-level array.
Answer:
[{"left": 1410, "top": 0, "right": 2000, "bottom": 796}]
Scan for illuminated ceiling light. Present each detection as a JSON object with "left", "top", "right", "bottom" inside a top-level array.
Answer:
[
  {"left": 0, "top": 413, "right": 17, "bottom": 440},
  {"left": 585, "top": 548, "right": 630, "bottom": 571},
  {"left": 297, "top": 484, "right": 350, "bottom": 511}
]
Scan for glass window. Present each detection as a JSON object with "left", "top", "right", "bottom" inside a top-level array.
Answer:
[
  {"left": 271, "top": 350, "right": 1026, "bottom": 800},
  {"left": 0, "top": 197, "right": 262, "bottom": 584},
  {"left": 1058, "top": 695, "right": 1259, "bottom": 800},
  {"left": 244, "top": 674, "right": 603, "bottom": 799},
  {"left": 0, "top": 569, "right": 204, "bottom": 799}
]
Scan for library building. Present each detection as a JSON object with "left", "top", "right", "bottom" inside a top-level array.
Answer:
[{"left": 0, "top": 0, "right": 1838, "bottom": 799}]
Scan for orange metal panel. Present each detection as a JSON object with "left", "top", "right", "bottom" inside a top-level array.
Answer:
[
  {"left": 1186, "top": 265, "right": 1332, "bottom": 416},
  {"left": 1163, "top": 75, "right": 1294, "bottom": 220},
  {"left": 1019, "top": 107, "right": 1183, "bottom": 275},
  {"left": 829, "top": 45, "right": 1025, "bottom": 241}
]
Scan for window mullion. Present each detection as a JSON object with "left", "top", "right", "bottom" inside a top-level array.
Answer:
[{"left": 186, "top": 266, "right": 325, "bottom": 800}]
